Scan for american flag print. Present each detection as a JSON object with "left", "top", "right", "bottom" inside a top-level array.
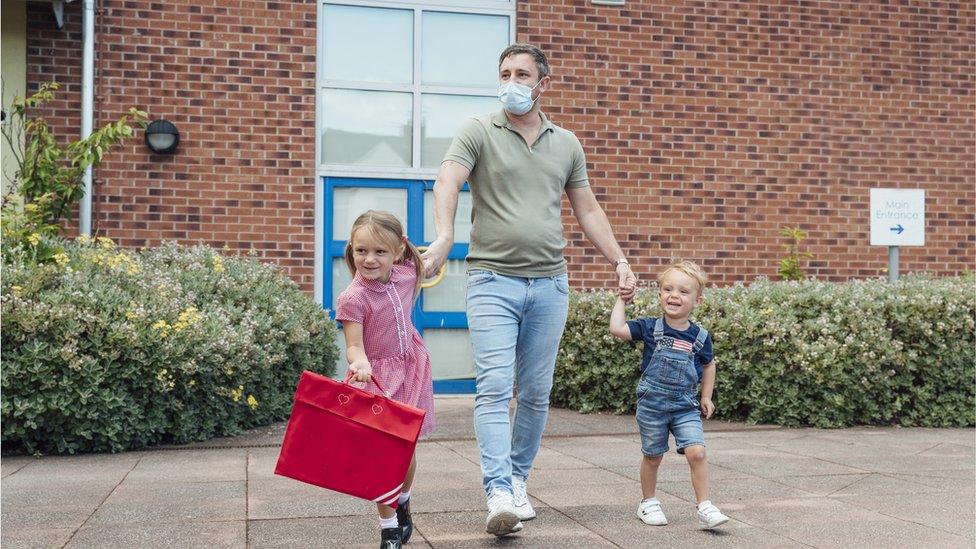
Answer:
[{"left": 659, "top": 336, "right": 693, "bottom": 353}]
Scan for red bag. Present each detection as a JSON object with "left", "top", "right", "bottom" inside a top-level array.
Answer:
[{"left": 274, "top": 370, "right": 425, "bottom": 508}]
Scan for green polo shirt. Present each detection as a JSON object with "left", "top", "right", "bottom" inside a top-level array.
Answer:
[{"left": 442, "top": 110, "right": 590, "bottom": 277}]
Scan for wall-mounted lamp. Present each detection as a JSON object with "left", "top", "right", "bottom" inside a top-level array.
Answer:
[{"left": 145, "top": 119, "right": 180, "bottom": 154}]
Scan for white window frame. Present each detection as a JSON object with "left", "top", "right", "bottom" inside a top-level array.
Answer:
[{"left": 314, "top": 0, "right": 515, "bottom": 302}]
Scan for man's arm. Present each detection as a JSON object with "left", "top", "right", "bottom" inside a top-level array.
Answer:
[
  {"left": 566, "top": 185, "right": 637, "bottom": 299},
  {"left": 421, "top": 160, "right": 470, "bottom": 278}
]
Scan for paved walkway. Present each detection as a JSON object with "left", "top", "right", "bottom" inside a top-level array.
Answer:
[{"left": 2, "top": 398, "right": 974, "bottom": 548}]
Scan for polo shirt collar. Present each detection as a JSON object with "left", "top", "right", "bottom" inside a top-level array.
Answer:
[{"left": 491, "top": 109, "right": 555, "bottom": 134}]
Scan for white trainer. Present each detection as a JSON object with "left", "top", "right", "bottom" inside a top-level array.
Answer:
[
  {"left": 637, "top": 498, "right": 668, "bottom": 526},
  {"left": 512, "top": 477, "right": 537, "bottom": 521},
  {"left": 485, "top": 490, "right": 520, "bottom": 536},
  {"left": 697, "top": 501, "right": 730, "bottom": 529}
]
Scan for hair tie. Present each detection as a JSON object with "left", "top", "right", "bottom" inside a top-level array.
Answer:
[{"left": 401, "top": 235, "right": 408, "bottom": 243}]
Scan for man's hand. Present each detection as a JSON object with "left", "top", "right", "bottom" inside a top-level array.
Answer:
[
  {"left": 700, "top": 397, "right": 715, "bottom": 419},
  {"left": 421, "top": 237, "right": 452, "bottom": 279},
  {"left": 616, "top": 262, "right": 637, "bottom": 302}
]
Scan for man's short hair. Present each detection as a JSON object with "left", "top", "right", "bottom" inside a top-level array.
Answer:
[
  {"left": 658, "top": 260, "right": 708, "bottom": 295},
  {"left": 498, "top": 43, "right": 550, "bottom": 78}
]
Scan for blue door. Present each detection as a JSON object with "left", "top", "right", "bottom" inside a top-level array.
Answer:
[{"left": 325, "top": 177, "right": 476, "bottom": 393}]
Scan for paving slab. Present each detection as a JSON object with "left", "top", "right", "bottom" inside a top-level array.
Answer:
[
  {"left": 65, "top": 520, "right": 246, "bottom": 549},
  {"left": 87, "top": 480, "right": 245, "bottom": 525},
  {"left": 0, "top": 527, "right": 75, "bottom": 549},
  {"left": 730, "top": 496, "right": 972, "bottom": 548}
]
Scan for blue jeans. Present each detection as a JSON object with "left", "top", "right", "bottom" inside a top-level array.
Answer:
[{"left": 466, "top": 270, "right": 570, "bottom": 496}]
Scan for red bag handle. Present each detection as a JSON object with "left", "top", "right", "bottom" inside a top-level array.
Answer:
[{"left": 344, "top": 371, "right": 388, "bottom": 395}]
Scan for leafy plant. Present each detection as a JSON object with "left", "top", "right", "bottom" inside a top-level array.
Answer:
[
  {"left": 777, "top": 226, "right": 813, "bottom": 281},
  {"left": 553, "top": 276, "right": 975, "bottom": 428},
  {"left": 2, "top": 239, "right": 338, "bottom": 454},
  {"left": 1, "top": 82, "right": 147, "bottom": 259}
]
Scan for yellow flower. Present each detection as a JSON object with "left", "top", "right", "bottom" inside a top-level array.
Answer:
[
  {"left": 24, "top": 203, "right": 38, "bottom": 212},
  {"left": 53, "top": 252, "right": 69, "bottom": 266},
  {"left": 97, "top": 236, "right": 115, "bottom": 249},
  {"left": 173, "top": 307, "right": 201, "bottom": 331},
  {"left": 188, "top": 379, "right": 197, "bottom": 387},
  {"left": 212, "top": 255, "right": 225, "bottom": 273},
  {"left": 10, "top": 285, "right": 23, "bottom": 296},
  {"left": 77, "top": 234, "right": 91, "bottom": 245},
  {"left": 27, "top": 233, "right": 40, "bottom": 246},
  {"left": 247, "top": 395, "right": 259, "bottom": 410},
  {"left": 230, "top": 385, "right": 244, "bottom": 402}
]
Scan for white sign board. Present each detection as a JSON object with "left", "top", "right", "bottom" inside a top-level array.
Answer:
[{"left": 870, "top": 189, "right": 925, "bottom": 246}]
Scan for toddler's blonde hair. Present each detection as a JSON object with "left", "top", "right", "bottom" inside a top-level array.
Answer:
[{"left": 657, "top": 260, "right": 708, "bottom": 295}]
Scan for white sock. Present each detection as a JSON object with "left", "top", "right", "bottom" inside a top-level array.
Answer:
[
  {"left": 379, "top": 515, "right": 398, "bottom": 529},
  {"left": 642, "top": 497, "right": 660, "bottom": 504},
  {"left": 698, "top": 500, "right": 712, "bottom": 510},
  {"left": 398, "top": 490, "right": 411, "bottom": 505}
]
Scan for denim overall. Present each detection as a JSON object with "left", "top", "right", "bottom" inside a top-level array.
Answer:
[{"left": 635, "top": 318, "right": 709, "bottom": 456}]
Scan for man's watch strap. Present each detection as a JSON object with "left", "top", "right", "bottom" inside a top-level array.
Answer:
[{"left": 613, "top": 258, "right": 629, "bottom": 267}]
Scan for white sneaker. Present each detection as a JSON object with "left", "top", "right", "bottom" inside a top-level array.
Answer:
[
  {"left": 485, "top": 490, "right": 520, "bottom": 536},
  {"left": 512, "top": 477, "right": 537, "bottom": 521},
  {"left": 637, "top": 498, "right": 668, "bottom": 526},
  {"left": 697, "top": 501, "right": 730, "bottom": 529}
]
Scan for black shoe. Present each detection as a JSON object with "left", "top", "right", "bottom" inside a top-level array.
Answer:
[
  {"left": 396, "top": 498, "right": 413, "bottom": 543},
  {"left": 380, "top": 526, "right": 403, "bottom": 549}
]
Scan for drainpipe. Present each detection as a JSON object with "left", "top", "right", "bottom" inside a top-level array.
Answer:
[{"left": 79, "top": 0, "right": 95, "bottom": 235}]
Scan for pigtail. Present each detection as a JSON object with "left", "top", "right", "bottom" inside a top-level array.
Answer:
[
  {"left": 400, "top": 238, "right": 424, "bottom": 299},
  {"left": 343, "top": 241, "right": 356, "bottom": 276}
]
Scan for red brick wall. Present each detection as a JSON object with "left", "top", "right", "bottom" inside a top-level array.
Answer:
[
  {"left": 26, "top": 0, "right": 318, "bottom": 290},
  {"left": 26, "top": 1, "right": 974, "bottom": 293},
  {"left": 534, "top": 1, "right": 975, "bottom": 288}
]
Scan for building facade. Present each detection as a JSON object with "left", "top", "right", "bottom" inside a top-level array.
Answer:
[{"left": 11, "top": 0, "right": 976, "bottom": 385}]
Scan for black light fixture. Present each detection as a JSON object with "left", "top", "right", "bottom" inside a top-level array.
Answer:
[{"left": 145, "top": 119, "right": 180, "bottom": 154}]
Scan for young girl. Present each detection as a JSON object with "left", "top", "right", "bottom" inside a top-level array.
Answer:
[{"left": 335, "top": 210, "right": 436, "bottom": 549}]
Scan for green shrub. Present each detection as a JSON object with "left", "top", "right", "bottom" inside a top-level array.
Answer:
[
  {"left": 1, "top": 237, "right": 337, "bottom": 454},
  {"left": 553, "top": 276, "right": 975, "bottom": 427}
]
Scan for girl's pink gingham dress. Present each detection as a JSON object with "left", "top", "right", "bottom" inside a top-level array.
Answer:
[{"left": 335, "top": 261, "right": 435, "bottom": 437}]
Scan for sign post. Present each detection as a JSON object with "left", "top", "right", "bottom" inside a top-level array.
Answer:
[{"left": 869, "top": 189, "right": 925, "bottom": 282}]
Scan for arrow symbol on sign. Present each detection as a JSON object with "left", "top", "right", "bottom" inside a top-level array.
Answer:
[{"left": 890, "top": 224, "right": 904, "bottom": 234}]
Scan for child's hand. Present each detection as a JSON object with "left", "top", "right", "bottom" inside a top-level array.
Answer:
[
  {"left": 348, "top": 359, "right": 372, "bottom": 383},
  {"left": 700, "top": 397, "right": 715, "bottom": 419},
  {"left": 617, "top": 286, "right": 634, "bottom": 304}
]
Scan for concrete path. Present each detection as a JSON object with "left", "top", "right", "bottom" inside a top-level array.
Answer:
[{"left": 2, "top": 398, "right": 973, "bottom": 548}]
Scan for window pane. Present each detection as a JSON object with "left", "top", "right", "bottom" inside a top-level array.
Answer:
[
  {"left": 323, "top": 4, "right": 412, "bottom": 84},
  {"left": 424, "top": 189, "right": 472, "bottom": 243},
  {"left": 420, "top": 94, "right": 498, "bottom": 168},
  {"left": 422, "top": 12, "right": 509, "bottom": 88},
  {"left": 322, "top": 89, "right": 412, "bottom": 167},
  {"left": 332, "top": 187, "right": 408, "bottom": 240},
  {"left": 331, "top": 257, "right": 353, "bottom": 311},
  {"left": 421, "top": 259, "right": 467, "bottom": 312},
  {"left": 423, "top": 329, "right": 475, "bottom": 380}
]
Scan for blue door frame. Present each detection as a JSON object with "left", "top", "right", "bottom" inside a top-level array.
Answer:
[{"left": 324, "top": 177, "right": 475, "bottom": 394}]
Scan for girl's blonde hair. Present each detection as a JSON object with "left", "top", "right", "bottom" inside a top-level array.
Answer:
[
  {"left": 658, "top": 260, "right": 708, "bottom": 295},
  {"left": 344, "top": 210, "right": 424, "bottom": 298}
]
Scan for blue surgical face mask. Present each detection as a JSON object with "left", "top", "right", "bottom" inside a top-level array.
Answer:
[{"left": 497, "top": 79, "right": 542, "bottom": 116}]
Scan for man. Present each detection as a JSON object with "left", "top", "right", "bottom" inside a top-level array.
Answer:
[{"left": 421, "top": 43, "right": 637, "bottom": 537}]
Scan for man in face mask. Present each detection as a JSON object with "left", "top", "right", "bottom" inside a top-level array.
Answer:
[{"left": 421, "top": 43, "right": 637, "bottom": 538}]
